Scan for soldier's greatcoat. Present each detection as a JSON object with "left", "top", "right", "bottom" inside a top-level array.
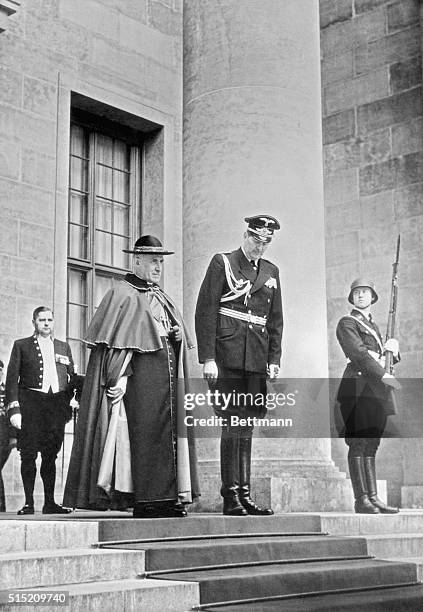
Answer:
[{"left": 195, "top": 248, "right": 283, "bottom": 375}]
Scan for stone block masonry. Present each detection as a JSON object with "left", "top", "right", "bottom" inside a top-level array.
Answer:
[{"left": 321, "top": 0, "right": 423, "bottom": 506}]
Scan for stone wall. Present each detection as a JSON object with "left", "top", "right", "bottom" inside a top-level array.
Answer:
[
  {"left": 0, "top": 0, "right": 183, "bottom": 510},
  {"left": 320, "top": 0, "right": 423, "bottom": 504},
  {"left": 0, "top": 0, "right": 183, "bottom": 356}
]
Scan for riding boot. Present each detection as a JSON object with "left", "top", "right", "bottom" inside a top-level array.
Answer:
[
  {"left": 220, "top": 436, "right": 247, "bottom": 516},
  {"left": 239, "top": 437, "right": 273, "bottom": 515},
  {"left": 348, "top": 455, "right": 380, "bottom": 514},
  {"left": 364, "top": 456, "right": 399, "bottom": 514}
]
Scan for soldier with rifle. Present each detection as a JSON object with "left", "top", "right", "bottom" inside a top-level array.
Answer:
[{"left": 336, "top": 238, "right": 401, "bottom": 514}]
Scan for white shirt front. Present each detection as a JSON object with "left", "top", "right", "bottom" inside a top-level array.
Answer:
[{"left": 33, "top": 336, "right": 59, "bottom": 393}]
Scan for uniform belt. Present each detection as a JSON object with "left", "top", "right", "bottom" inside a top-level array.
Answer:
[{"left": 219, "top": 306, "right": 266, "bottom": 326}]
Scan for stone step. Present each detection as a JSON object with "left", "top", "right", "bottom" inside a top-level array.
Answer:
[
  {"left": 0, "top": 548, "right": 145, "bottom": 590},
  {"left": 319, "top": 511, "right": 423, "bottom": 536},
  {"left": 105, "top": 535, "right": 368, "bottom": 572},
  {"left": 0, "top": 579, "right": 199, "bottom": 612},
  {"left": 199, "top": 583, "right": 423, "bottom": 611},
  {"left": 0, "top": 520, "right": 99, "bottom": 553},
  {"left": 365, "top": 533, "right": 423, "bottom": 560},
  {"left": 156, "top": 558, "right": 419, "bottom": 604},
  {"left": 97, "top": 513, "right": 323, "bottom": 543}
]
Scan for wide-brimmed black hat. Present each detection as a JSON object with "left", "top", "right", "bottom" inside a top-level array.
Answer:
[
  {"left": 122, "top": 235, "right": 174, "bottom": 255},
  {"left": 348, "top": 278, "right": 378, "bottom": 304}
]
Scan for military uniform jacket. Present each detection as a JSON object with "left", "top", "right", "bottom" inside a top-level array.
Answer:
[
  {"left": 195, "top": 248, "right": 283, "bottom": 374},
  {"left": 5, "top": 335, "right": 75, "bottom": 414},
  {"left": 336, "top": 309, "right": 388, "bottom": 404}
]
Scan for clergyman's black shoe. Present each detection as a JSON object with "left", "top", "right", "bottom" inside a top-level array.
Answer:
[
  {"left": 42, "top": 503, "right": 72, "bottom": 514},
  {"left": 17, "top": 504, "right": 34, "bottom": 515},
  {"left": 159, "top": 504, "right": 188, "bottom": 518}
]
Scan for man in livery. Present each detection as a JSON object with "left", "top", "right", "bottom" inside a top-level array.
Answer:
[
  {"left": 195, "top": 215, "right": 283, "bottom": 516},
  {"left": 6, "top": 307, "right": 76, "bottom": 515},
  {"left": 336, "top": 279, "right": 400, "bottom": 514},
  {"left": 64, "top": 235, "right": 199, "bottom": 518}
]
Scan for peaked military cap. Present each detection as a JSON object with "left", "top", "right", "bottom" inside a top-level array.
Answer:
[
  {"left": 122, "top": 235, "right": 174, "bottom": 255},
  {"left": 244, "top": 215, "right": 281, "bottom": 243},
  {"left": 348, "top": 278, "right": 378, "bottom": 304}
]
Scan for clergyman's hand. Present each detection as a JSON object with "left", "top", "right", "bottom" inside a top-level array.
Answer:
[
  {"left": 171, "top": 325, "right": 182, "bottom": 342},
  {"left": 203, "top": 360, "right": 218, "bottom": 383},
  {"left": 10, "top": 413, "right": 22, "bottom": 430},
  {"left": 106, "top": 376, "right": 128, "bottom": 405}
]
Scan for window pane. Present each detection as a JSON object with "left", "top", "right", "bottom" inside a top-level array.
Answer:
[
  {"left": 95, "top": 230, "right": 112, "bottom": 265},
  {"left": 68, "top": 303, "right": 87, "bottom": 339},
  {"left": 70, "top": 156, "right": 88, "bottom": 192},
  {"left": 67, "top": 268, "right": 88, "bottom": 374},
  {"left": 113, "top": 140, "right": 128, "bottom": 171},
  {"left": 96, "top": 134, "right": 113, "bottom": 165},
  {"left": 113, "top": 236, "right": 130, "bottom": 269},
  {"left": 68, "top": 268, "right": 87, "bottom": 303},
  {"left": 70, "top": 125, "right": 87, "bottom": 157},
  {"left": 94, "top": 274, "right": 116, "bottom": 308},
  {"left": 69, "top": 193, "right": 88, "bottom": 225},
  {"left": 69, "top": 224, "right": 88, "bottom": 259},
  {"left": 68, "top": 338, "right": 87, "bottom": 375},
  {"left": 113, "top": 169, "right": 129, "bottom": 203},
  {"left": 96, "top": 199, "right": 112, "bottom": 231},
  {"left": 96, "top": 164, "right": 113, "bottom": 200},
  {"left": 114, "top": 202, "right": 130, "bottom": 235}
]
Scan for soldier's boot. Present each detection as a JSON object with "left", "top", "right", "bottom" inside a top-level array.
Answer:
[
  {"left": 239, "top": 437, "right": 273, "bottom": 516},
  {"left": 364, "top": 456, "right": 399, "bottom": 514},
  {"left": 220, "top": 436, "right": 247, "bottom": 516},
  {"left": 348, "top": 455, "right": 380, "bottom": 514}
]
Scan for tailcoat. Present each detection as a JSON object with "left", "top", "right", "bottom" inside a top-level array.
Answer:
[{"left": 5, "top": 336, "right": 75, "bottom": 454}]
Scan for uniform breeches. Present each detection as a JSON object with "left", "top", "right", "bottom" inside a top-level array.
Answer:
[
  {"left": 17, "top": 389, "right": 69, "bottom": 504},
  {"left": 213, "top": 366, "right": 267, "bottom": 437},
  {"left": 339, "top": 388, "right": 386, "bottom": 458}
]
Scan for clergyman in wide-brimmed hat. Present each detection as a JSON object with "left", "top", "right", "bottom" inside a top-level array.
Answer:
[{"left": 64, "top": 235, "right": 200, "bottom": 518}]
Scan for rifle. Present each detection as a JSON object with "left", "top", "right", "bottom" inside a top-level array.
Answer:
[{"left": 384, "top": 235, "right": 400, "bottom": 415}]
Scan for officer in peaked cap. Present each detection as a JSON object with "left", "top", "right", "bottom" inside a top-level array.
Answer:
[
  {"left": 336, "top": 278, "right": 401, "bottom": 514},
  {"left": 195, "top": 215, "right": 283, "bottom": 516}
]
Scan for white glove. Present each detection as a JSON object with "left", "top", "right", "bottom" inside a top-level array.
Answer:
[
  {"left": 10, "top": 413, "right": 22, "bottom": 429},
  {"left": 382, "top": 373, "right": 401, "bottom": 390},
  {"left": 203, "top": 360, "right": 218, "bottom": 382},
  {"left": 106, "top": 376, "right": 128, "bottom": 405},
  {"left": 267, "top": 364, "right": 280, "bottom": 380},
  {"left": 384, "top": 338, "right": 399, "bottom": 357}
]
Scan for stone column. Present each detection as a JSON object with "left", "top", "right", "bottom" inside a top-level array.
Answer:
[{"left": 183, "top": 0, "right": 351, "bottom": 511}]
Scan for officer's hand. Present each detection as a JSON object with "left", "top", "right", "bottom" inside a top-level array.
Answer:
[
  {"left": 203, "top": 360, "right": 218, "bottom": 382},
  {"left": 382, "top": 373, "right": 401, "bottom": 390},
  {"left": 10, "top": 414, "right": 22, "bottom": 430},
  {"left": 107, "top": 376, "right": 128, "bottom": 405},
  {"left": 267, "top": 364, "right": 280, "bottom": 380},
  {"left": 384, "top": 338, "right": 399, "bottom": 357},
  {"left": 171, "top": 325, "right": 182, "bottom": 342}
]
